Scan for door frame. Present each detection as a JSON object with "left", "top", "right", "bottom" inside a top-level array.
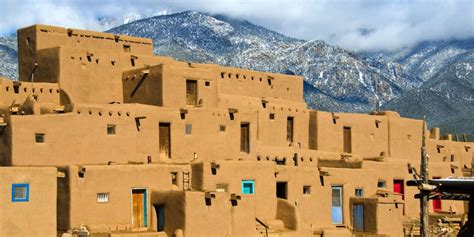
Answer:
[
  {"left": 331, "top": 185, "right": 344, "bottom": 225},
  {"left": 131, "top": 188, "right": 148, "bottom": 229}
]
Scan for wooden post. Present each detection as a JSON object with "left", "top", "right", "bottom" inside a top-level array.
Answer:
[{"left": 420, "top": 120, "right": 429, "bottom": 237}]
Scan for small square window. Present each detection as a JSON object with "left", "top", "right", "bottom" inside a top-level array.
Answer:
[
  {"left": 303, "top": 186, "right": 311, "bottom": 195},
  {"left": 269, "top": 113, "right": 275, "bottom": 120},
  {"left": 107, "top": 125, "right": 116, "bottom": 135},
  {"left": 97, "top": 193, "right": 109, "bottom": 203},
  {"left": 185, "top": 124, "right": 192, "bottom": 135},
  {"left": 377, "top": 180, "right": 386, "bottom": 188},
  {"left": 205, "top": 81, "right": 211, "bottom": 87},
  {"left": 35, "top": 133, "right": 45, "bottom": 143},
  {"left": 12, "top": 184, "right": 29, "bottom": 202},
  {"left": 355, "top": 188, "right": 364, "bottom": 197},
  {"left": 171, "top": 172, "right": 178, "bottom": 185},
  {"left": 219, "top": 125, "right": 226, "bottom": 132},
  {"left": 242, "top": 180, "right": 255, "bottom": 194}
]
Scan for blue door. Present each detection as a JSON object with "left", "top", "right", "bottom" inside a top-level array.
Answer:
[
  {"left": 331, "top": 186, "right": 343, "bottom": 224},
  {"left": 353, "top": 204, "right": 364, "bottom": 232},
  {"left": 156, "top": 205, "right": 165, "bottom": 231}
]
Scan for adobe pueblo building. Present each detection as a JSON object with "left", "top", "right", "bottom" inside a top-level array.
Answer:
[{"left": 0, "top": 24, "right": 472, "bottom": 237}]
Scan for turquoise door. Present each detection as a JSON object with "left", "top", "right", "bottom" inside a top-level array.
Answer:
[
  {"left": 353, "top": 204, "right": 364, "bottom": 231},
  {"left": 331, "top": 186, "right": 343, "bottom": 224}
]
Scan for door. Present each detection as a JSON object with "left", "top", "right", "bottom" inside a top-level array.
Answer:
[
  {"left": 132, "top": 189, "right": 147, "bottom": 228},
  {"left": 332, "top": 186, "right": 343, "bottom": 224},
  {"left": 276, "top": 182, "right": 288, "bottom": 199},
  {"left": 432, "top": 177, "right": 442, "bottom": 212},
  {"left": 159, "top": 123, "right": 171, "bottom": 159},
  {"left": 156, "top": 204, "right": 165, "bottom": 231},
  {"left": 287, "top": 117, "right": 294, "bottom": 143},
  {"left": 393, "top": 180, "right": 404, "bottom": 199},
  {"left": 240, "top": 123, "right": 250, "bottom": 153},
  {"left": 353, "top": 204, "right": 364, "bottom": 232},
  {"left": 343, "top": 127, "right": 351, "bottom": 153},
  {"left": 186, "top": 80, "right": 197, "bottom": 106}
]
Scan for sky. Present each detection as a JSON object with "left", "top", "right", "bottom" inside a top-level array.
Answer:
[{"left": 1, "top": 0, "right": 473, "bottom": 51}]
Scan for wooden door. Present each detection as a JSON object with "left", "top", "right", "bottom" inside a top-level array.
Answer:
[
  {"left": 240, "top": 123, "right": 250, "bottom": 153},
  {"left": 343, "top": 127, "right": 352, "bottom": 153},
  {"left": 132, "top": 189, "right": 147, "bottom": 228},
  {"left": 159, "top": 123, "right": 171, "bottom": 159},
  {"left": 186, "top": 80, "right": 197, "bottom": 106},
  {"left": 393, "top": 180, "right": 404, "bottom": 198},
  {"left": 287, "top": 117, "right": 294, "bottom": 143}
]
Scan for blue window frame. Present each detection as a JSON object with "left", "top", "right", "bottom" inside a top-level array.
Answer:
[
  {"left": 242, "top": 180, "right": 255, "bottom": 194},
  {"left": 12, "top": 183, "right": 29, "bottom": 202}
]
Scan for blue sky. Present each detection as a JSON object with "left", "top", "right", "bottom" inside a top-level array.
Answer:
[{"left": 1, "top": 0, "right": 473, "bottom": 51}]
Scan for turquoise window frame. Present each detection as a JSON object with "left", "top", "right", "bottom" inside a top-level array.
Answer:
[
  {"left": 12, "top": 183, "right": 29, "bottom": 202},
  {"left": 242, "top": 180, "right": 255, "bottom": 194}
]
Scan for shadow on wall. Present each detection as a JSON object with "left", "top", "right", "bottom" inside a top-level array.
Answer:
[{"left": 276, "top": 198, "right": 299, "bottom": 230}]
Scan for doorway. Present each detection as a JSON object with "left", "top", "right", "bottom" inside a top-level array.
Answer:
[
  {"left": 332, "top": 186, "right": 343, "bottom": 224},
  {"left": 240, "top": 123, "right": 250, "bottom": 153},
  {"left": 287, "top": 117, "right": 294, "bottom": 143},
  {"left": 353, "top": 204, "right": 364, "bottom": 232},
  {"left": 132, "top": 189, "right": 147, "bottom": 228},
  {"left": 186, "top": 80, "right": 197, "bottom": 106},
  {"left": 155, "top": 204, "right": 165, "bottom": 231},
  {"left": 343, "top": 127, "right": 352, "bottom": 153},
  {"left": 276, "top": 182, "right": 288, "bottom": 199},
  {"left": 159, "top": 123, "right": 171, "bottom": 159}
]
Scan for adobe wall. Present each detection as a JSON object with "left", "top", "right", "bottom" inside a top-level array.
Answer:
[
  {"left": 194, "top": 161, "right": 278, "bottom": 220},
  {"left": 62, "top": 164, "right": 189, "bottom": 231},
  {"left": 310, "top": 111, "right": 389, "bottom": 158},
  {"left": 0, "top": 167, "right": 57, "bottom": 236},
  {"left": 0, "top": 77, "right": 60, "bottom": 108},
  {"left": 17, "top": 25, "right": 152, "bottom": 81}
]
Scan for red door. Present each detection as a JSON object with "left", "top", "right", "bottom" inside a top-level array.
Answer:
[
  {"left": 432, "top": 177, "right": 442, "bottom": 212},
  {"left": 393, "top": 180, "right": 404, "bottom": 198},
  {"left": 393, "top": 179, "right": 405, "bottom": 215}
]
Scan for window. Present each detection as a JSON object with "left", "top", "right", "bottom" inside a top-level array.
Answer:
[
  {"left": 269, "top": 113, "right": 275, "bottom": 120},
  {"left": 240, "top": 123, "right": 250, "bottom": 153},
  {"left": 35, "top": 133, "right": 45, "bottom": 143},
  {"left": 186, "top": 80, "right": 198, "bottom": 106},
  {"left": 377, "top": 180, "right": 386, "bottom": 188},
  {"left": 219, "top": 125, "right": 226, "bottom": 132},
  {"left": 216, "top": 183, "right": 228, "bottom": 192},
  {"left": 242, "top": 180, "right": 254, "bottom": 194},
  {"left": 123, "top": 45, "right": 131, "bottom": 53},
  {"left": 303, "top": 186, "right": 311, "bottom": 195},
  {"left": 12, "top": 184, "right": 29, "bottom": 202},
  {"left": 331, "top": 186, "right": 343, "bottom": 224},
  {"left": 97, "top": 193, "right": 109, "bottom": 203},
  {"left": 205, "top": 81, "right": 211, "bottom": 87},
  {"left": 171, "top": 172, "right": 178, "bottom": 185},
  {"left": 355, "top": 188, "right": 364, "bottom": 197},
  {"left": 287, "top": 117, "right": 294, "bottom": 143},
  {"left": 107, "top": 124, "right": 116, "bottom": 135},
  {"left": 185, "top": 124, "right": 192, "bottom": 135}
]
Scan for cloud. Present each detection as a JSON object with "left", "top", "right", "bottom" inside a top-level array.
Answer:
[{"left": 1, "top": 0, "right": 473, "bottom": 51}]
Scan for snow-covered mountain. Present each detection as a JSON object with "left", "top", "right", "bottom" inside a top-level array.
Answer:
[
  {"left": 108, "top": 11, "right": 419, "bottom": 112},
  {"left": 0, "top": 11, "right": 472, "bottom": 133},
  {"left": 383, "top": 61, "right": 474, "bottom": 134},
  {"left": 0, "top": 35, "right": 17, "bottom": 80}
]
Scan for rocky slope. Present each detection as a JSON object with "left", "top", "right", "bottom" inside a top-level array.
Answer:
[{"left": 0, "top": 35, "right": 18, "bottom": 80}]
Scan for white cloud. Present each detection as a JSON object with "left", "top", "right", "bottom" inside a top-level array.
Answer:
[{"left": 1, "top": 0, "right": 473, "bottom": 51}]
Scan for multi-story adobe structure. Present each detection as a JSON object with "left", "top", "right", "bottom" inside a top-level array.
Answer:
[{"left": 0, "top": 24, "right": 472, "bottom": 237}]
